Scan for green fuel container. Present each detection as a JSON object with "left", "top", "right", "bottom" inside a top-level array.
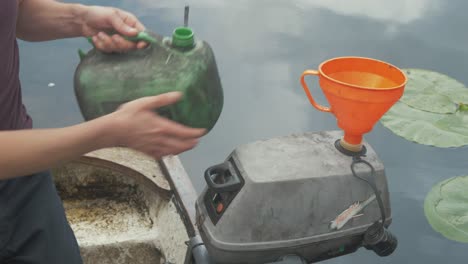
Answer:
[{"left": 74, "top": 27, "right": 223, "bottom": 131}]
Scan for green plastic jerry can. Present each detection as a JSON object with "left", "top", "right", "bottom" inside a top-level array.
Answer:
[{"left": 74, "top": 27, "right": 223, "bottom": 131}]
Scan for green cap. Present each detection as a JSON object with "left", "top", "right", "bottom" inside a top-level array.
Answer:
[{"left": 172, "top": 27, "right": 195, "bottom": 48}]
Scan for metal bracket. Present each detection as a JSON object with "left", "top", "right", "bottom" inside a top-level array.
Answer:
[{"left": 184, "top": 235, "right": 213, "bottom": 264}]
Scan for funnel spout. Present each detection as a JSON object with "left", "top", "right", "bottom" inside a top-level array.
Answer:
[
  {"left": 343, "top": 133, "right": 362, "bottom": 145},
  {"left": 340, "top": 134, "right": 363, "bottom": 152}
]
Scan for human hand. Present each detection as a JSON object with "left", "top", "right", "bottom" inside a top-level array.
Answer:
[
  {"left": 107, "top": 92, "right": 206, "bottom": 159},
  {"left": 81, "top": 6, "right": 148, "bottom": 53}
]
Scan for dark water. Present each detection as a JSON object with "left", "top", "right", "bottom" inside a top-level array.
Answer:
[{"left": 19, "top": 0, "right": 468, "bottom": 263}]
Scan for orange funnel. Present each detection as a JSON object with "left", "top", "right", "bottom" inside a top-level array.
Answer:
[{"left": 300, "top": 57, "right": 407, "bottom": 152}]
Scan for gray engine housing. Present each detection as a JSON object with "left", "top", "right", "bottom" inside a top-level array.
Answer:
[{"left": 196, "top": 130, "right": 392, "bottom": 263}]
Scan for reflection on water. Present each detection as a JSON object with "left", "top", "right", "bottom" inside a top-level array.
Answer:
[
  {"left": 295, "top": 0, "right": 442, "bottom": 24},
  {"left": 129, "top": 0, "right": 442, "bottom": 24},
  {"left": 19, "top": 0, "right": 468, "bottom": 263}
]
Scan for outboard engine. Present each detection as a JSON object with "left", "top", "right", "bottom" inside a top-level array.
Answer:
[{"left": 195, "top": 130, "right": 397, "bottom": 263}]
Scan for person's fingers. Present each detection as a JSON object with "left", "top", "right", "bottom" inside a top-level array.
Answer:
[
  {"left": 123, "top": 93, "right": 207, "bottom": 138},
  {"left": 136, "top": 41, "right": 148, "bottom": 49},
  {"left": 157, "top": 136, "right": 199, "bottom": 152},
  {"left": 109, "top": 10, "right": 138, "bottom": 36},
  {"left": 111, "top": 34, "right": 136, "bottom": 51},
  {"left": 118, "top": 10, "right": 146, "bottom": 32},
  {"left": 156, "top": 117, "right": 206, "bottom": 139},
  {"left": 145, "top": 137, "right": 195, "bottom": 158},
  {"left": 115, "top": 10, "right": 149, "bottom": 49},
  {"left": 92, "top": 35, "right": 109, "bottom": 52},
  {"left": 133, "top": 92, "right": 183, "bottom": 110},
  {"left": 96, "top": 32, "right": 118, "bottom": 52}
]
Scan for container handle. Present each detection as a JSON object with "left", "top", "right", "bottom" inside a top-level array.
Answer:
[
  {"left": 300, "top": 70, "right": 332, "bottom": 112},
  {"left": 78, "top": 31, "right": 157, "bottom": 60},
  {"left": 86, "top": 31, "right": 156, "bottom": 47}
]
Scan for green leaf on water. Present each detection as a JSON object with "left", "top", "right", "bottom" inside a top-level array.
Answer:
[
  {"left": 401, "top": 69, "right": 468, "bottom": 114},
  {"left": 380, "top": 102, "right": 468, "bottom": 147},
  {"left": 424, "top": 175, "right": 468, "bottom": 243}
]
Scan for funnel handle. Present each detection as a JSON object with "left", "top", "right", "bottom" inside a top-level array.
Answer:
[{"left": 300, "top": 70, "right": 331, "bottom": 112}]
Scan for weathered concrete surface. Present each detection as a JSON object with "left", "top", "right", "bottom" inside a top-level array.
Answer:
[
  {"left": 80, "top": 241, "right": 163, "bottom": 264},
  {"left": 51, "top": 148, "right": 189, "bottom": 264},
  {"left": 84, "top": 147, "right": 170, "bottom": 191}
]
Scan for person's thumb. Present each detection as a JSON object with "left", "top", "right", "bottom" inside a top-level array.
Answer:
[
  {"left": 136, "top": 92, "right": 183, "bottom": 111},
  {"left": 110, "top": 14, "right": 138, "bottom": 36}
]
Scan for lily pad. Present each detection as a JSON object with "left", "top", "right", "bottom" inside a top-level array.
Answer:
[
  {"left": 380, "top": 102, "right": 468, "bottom": 147},
  {"left": 401, "top": 68, "right": 468, "bottom": 114},
  {"left": 424, "top": 175, "right": 468, "bottom": 243}
]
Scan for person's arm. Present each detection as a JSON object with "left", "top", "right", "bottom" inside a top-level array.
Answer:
[
  {"left": 0, "top": 92, "right": 205, "bottom": 180},
  {"left": 16, "top": 0, "right": 87, "bottom": 41},
  {"left": 0, "top": 114, "right": 114, "bottom": 179},
  {"left": 16, "top": 0, "right": 147, "bottom": 52}
]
